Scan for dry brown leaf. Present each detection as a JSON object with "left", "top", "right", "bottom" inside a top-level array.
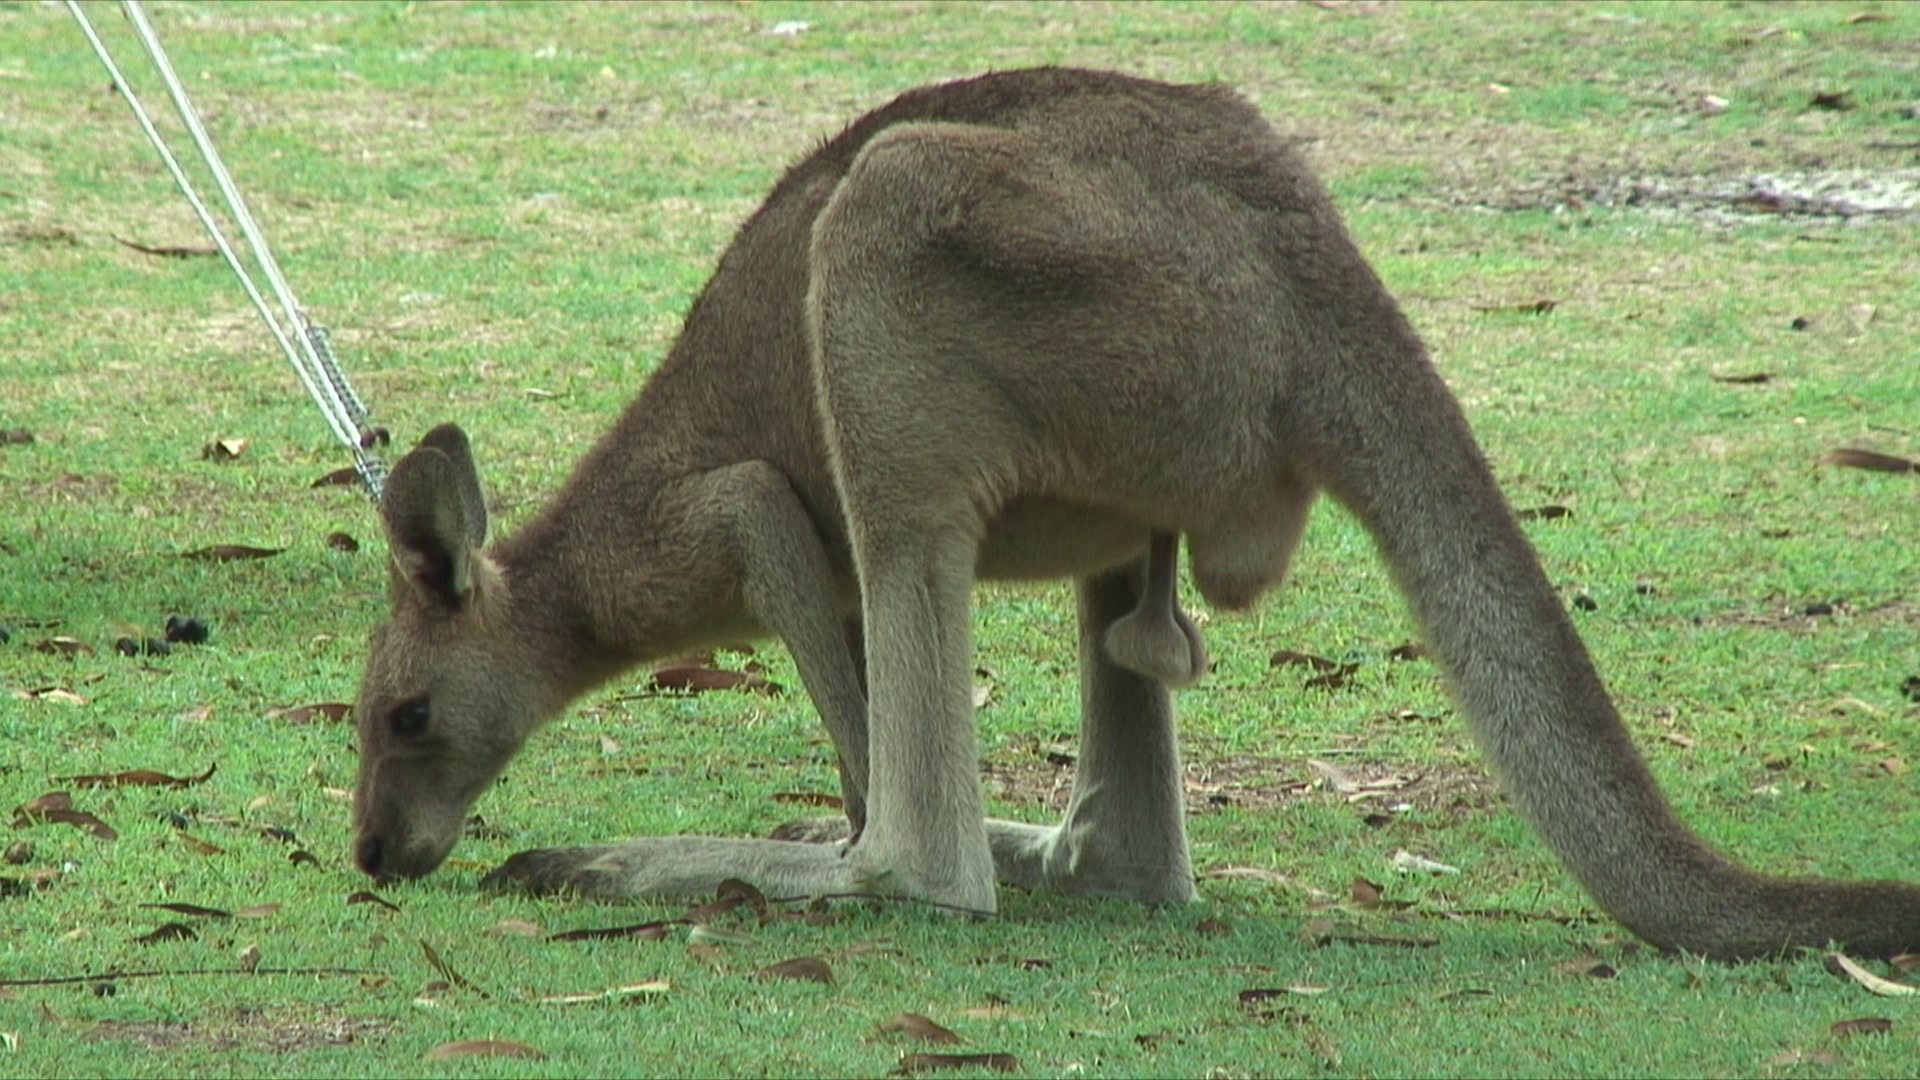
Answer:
[
  {"left": 548, "top": 920, "right": 673, "bottom": 943},
  {"left": 895, "top": 1053, "right": 1020, "bottom": 1075},
  {"left": 176, "top": 832, "right": 224, "bottom": 856},
  {"left": 17, "top": 687, "right": 89, "bottom": 705},
  {"left": 1349, "top": 877, "right": 1386, "bottom": 908},
  {"left": 324, "top": 531, "right": 360, "bottom": 553},
  {"left": 346, "top": 891, "right": 401, "bottom": 913},
  {"left": 647, "top": 665, "right": 782, "bottom": 695},
  {"left": 132, "top": 922, "right": 197, "bottom": 944},
  {"left": 877, "top": 1012, "right": 963, "bottom": 1045},
  {"left": 1470, "top": 298, "right": 1557, "bottom": 315},
  {"left": 1515, "top": 505, "right": 1573, "bottom": 521},
  {"left": 420, "top": 940, "right": 488, "bottom": 998},
  {"left": 1818, "top": 448, "right": 1916, "bottom": 474},
  {"left": 1270, "top": 649, "right": 1341, "bottom": 671},
  {"left": 1830, "top": 1016, "right": 1893, "bottom": 1037},
  {"left": 114, "top": 236, "right": 216, "bottom": 258},
  {"left": 1709, "top": 371, "right": 1773, "bottom": 385},
  {"left": 269, "top": 703, "right": 353, "bottom": 725},
  {"left": 59, "top": 763, "right": 216, "bottom": 790},
  {"left": 32, "top": 637, "right": 93, "bottom": 657},
  {"left": 716, "top": 878, "right": 771, "bottom": 921},
  {"left": 201, "top": 438, "right": 249, "bottom": 461},
  {"left": 424, "top": 1040, "right": 544, "bottom": 1061},
  {"left": 140, "top": 902, "right": 229, "bottom": 919},
  {"left": 1554, "top": 957, "right": 1618, "bottom": 979},
  {"left": 1829, "top": 952, "right": 1920, "bottom": 996},
  {"left": 756, "top": 955, "right": 835, "bottom": 985},
  {"left": 310, "top": 466, "right": 361, "bottom": 488},
  {"left": 537, "top": 980, "right": 670, "bottom": 1005}
]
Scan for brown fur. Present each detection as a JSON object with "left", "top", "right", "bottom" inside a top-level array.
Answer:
[{"left": 352, "top": 67, "right": 1920, "bottom": 960}]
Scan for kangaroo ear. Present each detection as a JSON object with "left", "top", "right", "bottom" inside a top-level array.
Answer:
[{"left": 380, "top": 424, "right": 490, "bottom": 607}]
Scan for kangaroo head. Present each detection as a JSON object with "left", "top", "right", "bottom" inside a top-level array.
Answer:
[{"left": 352, "top": 424, "right": 546, "bottom": 882}]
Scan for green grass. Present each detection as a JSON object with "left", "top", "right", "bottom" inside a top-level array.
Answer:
[{"left": 3, "top": 1, "right": 1918, "bottom": 1076}]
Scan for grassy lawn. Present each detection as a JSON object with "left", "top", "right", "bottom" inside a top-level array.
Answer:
[{"left": 3, "top": 1, "right": 1917, "bottom": 1076}]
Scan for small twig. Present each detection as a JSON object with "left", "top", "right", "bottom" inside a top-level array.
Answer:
[{"left": 0, "top": 966, "right": 382, "bottom": 988}]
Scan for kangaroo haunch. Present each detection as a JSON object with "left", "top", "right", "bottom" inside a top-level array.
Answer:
[{"left": 351, "top": 67, "right": 1920, "bottom": 961}]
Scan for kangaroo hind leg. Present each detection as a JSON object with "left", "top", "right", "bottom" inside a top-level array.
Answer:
[{"left": 1102, "top": 531, "right": 1209, "bottom": 688}]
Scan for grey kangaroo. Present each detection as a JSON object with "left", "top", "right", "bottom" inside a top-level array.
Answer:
[{"left": 351, "top": 67, "right": 1920, "bottom": 960}]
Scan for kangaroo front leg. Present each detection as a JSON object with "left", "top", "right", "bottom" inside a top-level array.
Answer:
[
  {"left": 719, "top": 462, "right": 870, "bottom": 834},
  {"left": 1101, "top": 530, "right": 1210, "bottom": 688},
  {"left": 989, "top": 556, "right": 1195, "bottom": 903}
]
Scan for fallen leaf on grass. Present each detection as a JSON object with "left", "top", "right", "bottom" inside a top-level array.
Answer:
[
  {"left": 346, "top": 891, "right": 400, "bottom": 913},
  {"left": 310, "top": 467, "right": 361, "bottom": 488},
  {"left": 181, "top": 544, "right": 284, "bottom": 562},
  {"left": 1818, "top": 448, "right": 1916, "bottom": 474},
  {"left": 114, "top": 236, "right": 216, "bottom": 258},
  {"left": 1829, "top": 952, "right": 1920, "bottom": 997},
  {"left": 11, "top": 794, "right": 117, "bottom": 840},
  {"left": 424, "top": 1040, "right": 544, "bottom": 1061},
  {"left": 1390, "top": 849, "right": 1460, "bottom": 875},
  {"left": 140, "top": 902, "right": 229, "bottom": 919},
  {"left": 756, "top": 956, "right": 834, "bottom": 985},
  {"left": 647, "top": 665, "right": 782, "bottom": 695},
  {"left": 877, "top": 1012, "right": 963, "bottom": 1045},
  {"left": 58, "top": 763, "right": 216, "bottom": 790},
  {"left": 1470, "top": 299, "right": 1558, "bottom": 315},
  {"left": 421, "top": 940, "right": 489, "bottom": 998},
  {"left": 234, "top": 904, "right": 280, "bottom": 919},
  {"left": 549, "top": 920, "right": 673, "bottom": 943},
  {"left": 32, "top": 637, "right": 93, "bottom": 657},
  {"left": 200, "top": 438, "right": 249, "bottom": 461},
  {"left": 132, "top": 922, "right": 197, "bottom": 944},
  {"left": 537, "top": 980, "right": 670, "bottom": 1005},
  {"left": 715, "top": 878, "right": 771, "bottom": 920},
  {"left": 15, "top": 687, "right": 88, "bottom": 705},
  {"left": 1709, "top": 371, "right": 1773, "bottom": 385},
  {"left": 1830, "top": 1017, "right": 1892, "bottom": 1037},
  {"left": 176, "top": 831, "right": 224, "bottom": 856},
  {"left": 1554, "top": 957, "right": 1618, "bottom": 979},
  {"left": 1514, "top": 505, "right": 1573, "bottom": 521},
  {"left": 895, "top": 1053, "right": 1020, "bottom": 1075},
  {"left": 0, "top": 429, "right": 34, "bottom": 444},
  {"left": 268, "top": 703, "right": 352, "bottom": 725},
  {"left": 1270, "top": 649, "right": 1342, "bottom": 672},
  {"left": 324, "top": 532, "right": 360, "bottom": 553},
  {"left": 1240, "top": 987, "right": 1330, "bottom": 1004}
]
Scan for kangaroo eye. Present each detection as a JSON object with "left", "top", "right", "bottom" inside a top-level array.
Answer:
[{"left": 390, "top": 698, "right": 430, "bottom": 740}]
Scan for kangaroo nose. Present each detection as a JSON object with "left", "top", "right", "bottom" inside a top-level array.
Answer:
[{"left": 355, "top": 835, "right": 386, "bottom": 879}]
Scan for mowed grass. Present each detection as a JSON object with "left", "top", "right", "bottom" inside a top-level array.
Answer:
[{"left": 2, "top": 1, "right": 1917, "bottom": 1076}]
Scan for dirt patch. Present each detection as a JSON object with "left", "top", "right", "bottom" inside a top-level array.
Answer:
[
  {"left": 89, "top": 1006, "right": 391, "bottom": 1055},
  {"left": 983, "top": 745, "right": 1498, "bottom": 819}
]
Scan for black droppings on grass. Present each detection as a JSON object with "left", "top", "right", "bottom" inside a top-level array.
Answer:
[
  {"left": 1573, "top": 594, "right": 1599, "bottom": 612},
  {"left": 164, "top": 616, "right": 210, "bottom": 644},
  {"left": 114, "top": 636, "right": 170, "bottom": 658}
]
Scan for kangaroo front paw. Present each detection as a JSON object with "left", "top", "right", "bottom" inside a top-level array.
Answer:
[
  {"left": 1103, "top": 608, "right": 1210, "bottom": 688},
  {"left": 480, "top": 845, "right": 623, "bottom": 897}
]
